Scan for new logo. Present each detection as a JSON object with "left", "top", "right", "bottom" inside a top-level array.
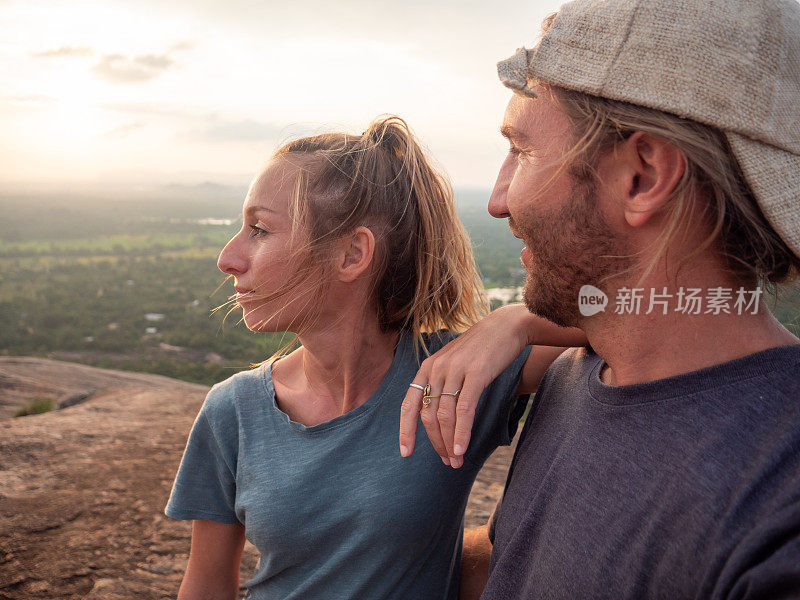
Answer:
[{"left": 578, "top": 285, "right": 608, "bottom": 317}]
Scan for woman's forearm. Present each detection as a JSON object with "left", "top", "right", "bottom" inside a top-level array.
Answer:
[{"left": 500, "top": 303, "right": 587, "bottom": 347}]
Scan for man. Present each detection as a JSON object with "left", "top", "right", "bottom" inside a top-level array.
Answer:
[{"left": 459, "top": 0, "right": 800, "bottom": 598}]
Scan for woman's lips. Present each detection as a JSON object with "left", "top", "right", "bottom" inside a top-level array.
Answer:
[{"left": 234, "top": 288, "right": 255, "bottom": 301}]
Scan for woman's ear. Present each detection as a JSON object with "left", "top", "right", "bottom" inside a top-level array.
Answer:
[
  {"left": 611, "top": 131, "right": 686, "bottom": 228},
  {"left": 336, "top": 226, "right": 376, "bottom": 283}
]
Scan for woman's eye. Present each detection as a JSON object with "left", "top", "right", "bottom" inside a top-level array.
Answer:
[{"left": 248, "top": 225, "right": 268, "bottom": 238}]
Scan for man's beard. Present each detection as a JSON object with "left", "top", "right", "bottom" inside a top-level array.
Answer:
[{"left": 512, "top": 176, "right": 630, "bottom": 328}]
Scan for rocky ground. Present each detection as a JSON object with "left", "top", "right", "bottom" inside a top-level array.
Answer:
[{"left": 0, "top": 357, "right": 514, "bottom": 599}]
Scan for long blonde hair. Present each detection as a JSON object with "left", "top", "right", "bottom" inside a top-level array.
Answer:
[{"left": 233, "top": 115, "right": 487, "bottom": 361}]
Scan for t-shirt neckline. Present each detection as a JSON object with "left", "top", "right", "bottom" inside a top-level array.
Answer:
[
  {"left": 260, "top": 328, "right": 412, "bottom": 434},
  {"left": 587, "top": 342, "right": 800, "bottom": 406}
]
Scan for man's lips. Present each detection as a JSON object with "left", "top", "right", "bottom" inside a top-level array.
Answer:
[
  {"left": 508, "top": 224, "right": 528, "bottom": 249},
  {"left": 510, "top": 223, "right": 532, "bottom": 268},
  {"left": 508, "top": 217, "right": 523, "bottom": 240},
  {"left": 521, "top": 245, "right": 532, "bottom": 268}
]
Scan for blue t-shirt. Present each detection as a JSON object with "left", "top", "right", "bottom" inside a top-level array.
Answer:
[
  {"left": 485, "top": 343, "right": 800, "bottom": 600},
  {"left": 165, "top": 329, "right": 532, "bottom": 599}
]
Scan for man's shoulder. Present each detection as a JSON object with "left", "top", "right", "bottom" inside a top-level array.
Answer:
[
  {"left": 686, "top": 342, "right": 800, "bottom": 404},
  {"left": 537, "top": 345, "right": 601, "bottom": 390},
  {"left": 559, "top": 345, "right": 600, "bottom": 365},
  {"left": 753, "top": 342, "right": 800, "bottom": 389}
]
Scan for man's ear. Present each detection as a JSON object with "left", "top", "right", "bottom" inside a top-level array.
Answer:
[
  {"left": 613, "top": 132, "right": 686, "bottom": 228},
  {"left": 336, "top": 226, "right": 376, "bottom": 283}
]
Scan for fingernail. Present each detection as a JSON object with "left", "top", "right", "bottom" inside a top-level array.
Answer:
[
  {"left": 451, "top": 457, "right": 463, "bottom": 469},
  {"left": 400, "top": 445, "right": 409, "bottom": 457},
  {"left": 454, "top": 444, "right": 464, "bottom": 455},
  {"left": 442, "top": 456, "right": 451, "bottom": 466}
]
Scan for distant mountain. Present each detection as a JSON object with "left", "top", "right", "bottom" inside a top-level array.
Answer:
[{"left": 157, "top": 181, "right": 248, "bottom": 202}]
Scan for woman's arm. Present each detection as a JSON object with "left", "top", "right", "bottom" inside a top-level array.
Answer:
[
  {"left": 513, "top": 306, "right": 588, "bottom": 394},
  {"left": 177, "top": 519, "right": 246, "bottom": 600},
  {"left": 398, "top": 304, "right": 587, "bottom": 468}
]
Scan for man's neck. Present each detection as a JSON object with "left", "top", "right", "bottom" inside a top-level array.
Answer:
[{"left": 583, "top": 283, "right": 799, "bottom": 387}]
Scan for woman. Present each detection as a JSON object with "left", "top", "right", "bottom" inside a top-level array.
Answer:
[{"left": 165, "top": 116, "right": 584, "bottom": 599}]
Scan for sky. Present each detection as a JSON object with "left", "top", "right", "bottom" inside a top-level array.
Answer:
[{"left": 0, "top": 0, "right": 563, "bottom": 193}]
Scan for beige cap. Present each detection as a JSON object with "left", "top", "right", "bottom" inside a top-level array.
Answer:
[{"left": 497, "top": 0, "right": 800, "bottom": 259}]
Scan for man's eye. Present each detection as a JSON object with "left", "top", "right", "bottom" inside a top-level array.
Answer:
[
  {"left": 249, "top": 225, "right": 268, "bottom": 237},
  {"left": 509, "top": 147, "right": 524, "bottom": 162}
]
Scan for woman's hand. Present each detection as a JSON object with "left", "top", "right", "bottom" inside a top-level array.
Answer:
[{"left": 398, "top": 304, "right": 586, "bottom": 468}]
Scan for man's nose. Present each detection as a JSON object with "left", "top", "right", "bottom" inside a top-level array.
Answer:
[
  {"left": 488, "top": 156, "right": 514, "bottom": 219},
  {"left": 217, "top": 233, "right": 247, "bottom": 276}
]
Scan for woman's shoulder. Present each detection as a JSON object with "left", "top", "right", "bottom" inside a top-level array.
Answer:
[
  {"left": 210, "top": 362, "right": 270, "bottom": 393},
  {"left": 203, "top": 363, "right": 271, "bottom": 417}
]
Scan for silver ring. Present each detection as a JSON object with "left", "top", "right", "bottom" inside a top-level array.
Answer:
[{"left": 409, "top": 383, "right": 426, "bottom": 391}]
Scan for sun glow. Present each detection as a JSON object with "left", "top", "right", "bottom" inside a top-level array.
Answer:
[
  {"left": 43, "top": 72, "right": 112, "bottom": 145},
  {"left": 0, "top": 0, "right": 564, "bottom": 187}
]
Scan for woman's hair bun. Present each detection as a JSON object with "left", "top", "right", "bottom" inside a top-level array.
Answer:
[{"left": 361, "top": 115, "right": 410, "bottom": 159}]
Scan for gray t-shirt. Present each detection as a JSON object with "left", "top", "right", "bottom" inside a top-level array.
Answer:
[
  {"left": 165, "top": 328, "right": 531, "bottom": 600},
  {"left": 485, "top": 344, "right": 800, "bottom": 600}
]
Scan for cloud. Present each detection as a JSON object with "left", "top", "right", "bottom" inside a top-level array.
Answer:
[
  {"left": 183, "top": 118, "right": 285, "bottom": 142},
  {"left": 101, "top": 121, "right": 145, "bottom": 139},
  {"left": 134, "top": 54, "right": 172, "bottom": 69},
  {"left": 4, "top": 94, "right": 55, "bottom": 105},
  {"left": 169, "top": 41, "right": 195, "bottom": 52},
  {"left": 100, "top": 101, "right": 193, "bottom": 118},
  {"left": 101, "top": 104, "right": 310, "bottom": 144},
  {"left": 31, "top": 46, "right": 94, "bottom": 59},
  {"left": 92, "top": 53, "right": 174, "bottom": 83},
  {"left": 1, "top": 94, "right": 56, "bottom": 112}
]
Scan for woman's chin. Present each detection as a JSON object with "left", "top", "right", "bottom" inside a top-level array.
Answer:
[
  {"left": 239, "top": 304, "right": 306, "bottom": 335},
  {"left": 241, "top": 314, "right": 275, "bottom": 333},
  {"left": 243, "top": 314, "right": 296, "bottom": 334}
]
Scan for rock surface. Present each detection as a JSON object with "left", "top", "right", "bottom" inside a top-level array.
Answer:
[{"left": 0, "top": 357, "right": 514, "bottom": 599}]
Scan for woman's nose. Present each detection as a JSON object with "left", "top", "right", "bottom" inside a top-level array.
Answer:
[{"left": 217, "top": 233, "right": 247, "bottom": 276}]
